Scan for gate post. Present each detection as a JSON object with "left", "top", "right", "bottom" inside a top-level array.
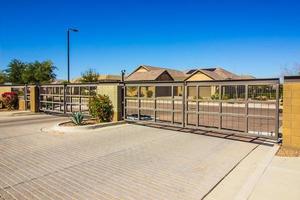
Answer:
[
  {"left": 283, "top": 76, "right": 300, "bottom": 149},
  {"left": 30, "top": 85, "right": 39, "bottom": 112},
  {"left": 245, "top": 84, "right": 249, "bottom": 133},
  {"left": 182, "top": 82, "right": 186, "bottom": 128},
  {"left": 24, "top": 84, "right": 27, "bottom": 110}
]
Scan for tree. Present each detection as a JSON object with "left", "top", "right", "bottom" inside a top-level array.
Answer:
[
  {"left": 281, "top": 63, "right": 300, "bottom": 77},
  {"left": 5, "top": 59, "right": 26, "bottom": 84},
  {"left": 33, "top": 60, "right": 56, "bottom": 84},
  {"left": 80, "top": 68, "right": 99, "bottom": 83},
  {"left": 22, "top": 63, "right": 37, "bottom": 84},
  {"left": 6, "top": 59, "right": 57, "bottom": 84},
  {"left": 0, "top": 71, "right": 7, "bottom": 84}
]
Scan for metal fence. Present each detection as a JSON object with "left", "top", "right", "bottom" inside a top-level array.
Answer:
[
  {"left": 11, "top": 85, "right": 31, "bottom": 110},
  {"left": 39, "top": 84, "right": 97, "bottom": 114},
  {"left": 124, "top": 78, "right": 280, "bottom": 140}
]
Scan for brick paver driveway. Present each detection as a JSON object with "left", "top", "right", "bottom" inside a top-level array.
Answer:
[{"left": 0, "top": 113, "right": 259, "bottom": 200}]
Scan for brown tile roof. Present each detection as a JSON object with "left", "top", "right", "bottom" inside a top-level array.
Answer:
[
  {"left": 126, "top": 69, "right": 167, "bottom": 81},
  {"left": 186, "top": 67, "right": 252, "bottom": 80},
  {"left": 141, "top": 65, "right": 187, "bottom": 81},
  {"left": 213, "top": 68, "right": 241, "bottom": 80},
  {"left": 126, "top": 65, "right": 186, "bottom": 81},
  {"left": 126, "top": 65, "right": 255, "bottom": 82}
]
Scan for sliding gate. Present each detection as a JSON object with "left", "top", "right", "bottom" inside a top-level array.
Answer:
[{"left": 124, "top": 79, "right": 280, "bottom": 140}]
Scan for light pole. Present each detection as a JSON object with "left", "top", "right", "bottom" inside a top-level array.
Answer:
[{"left": 67, "top": 28, "right": 79, "bottom": 83}]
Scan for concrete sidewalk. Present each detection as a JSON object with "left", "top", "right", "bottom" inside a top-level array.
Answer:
[
  {"left": 249, "top": 156, "right": 300, "bottom": 200},
  {"left": 205, "top": 144, "right": 300, "bottom": 200}
]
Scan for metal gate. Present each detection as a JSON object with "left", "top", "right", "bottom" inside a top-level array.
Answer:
[
  {"left": 124, "top": 78, "right": 280, "bottom": 140},
  {"left": 11, "top": 85, "right": 31, "bottom": 110},
  {"left": 39, "top": 84, "right": 97, "bottom": 114}
]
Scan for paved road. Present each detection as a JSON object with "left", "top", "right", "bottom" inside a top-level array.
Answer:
[{"left": 0, "top": 113, "right": 259, "bottom": 200}]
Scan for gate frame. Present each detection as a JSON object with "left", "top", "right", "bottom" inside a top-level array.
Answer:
[{"left": 123, "top": 78, "right": 280, "bottom": 140}]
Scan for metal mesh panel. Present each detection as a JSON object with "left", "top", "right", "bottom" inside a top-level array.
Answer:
[{"left": 199, "top": 113, "right": 219, "bottom": 128}]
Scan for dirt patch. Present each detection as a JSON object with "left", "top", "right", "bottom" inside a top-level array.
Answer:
[
  {"left": 276, "top": 145, "right": 300, "bottom": 157},
  {"left": 60, "top": 120, "right": 99, "bottom": 127}
]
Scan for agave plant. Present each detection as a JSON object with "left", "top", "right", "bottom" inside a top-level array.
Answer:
[{"left": 71, "top": 112, "right": 84, "bottom": 125}]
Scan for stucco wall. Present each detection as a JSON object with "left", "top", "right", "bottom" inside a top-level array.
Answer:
[
  {"left": 283, "top": 82, "right": 300, "bottom": 149},
  {"left": 97, "top": 84, "right": 122, "bottom": 121}
]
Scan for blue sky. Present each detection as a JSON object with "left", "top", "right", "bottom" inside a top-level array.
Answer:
[{"left": 0, "top": 0, "right": 300, "bottom": 80}]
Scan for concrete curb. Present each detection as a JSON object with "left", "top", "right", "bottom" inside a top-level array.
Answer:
[
  {"left": 203, "top": 144, "right": 280, "bottom": 200},
  {"left": 234, "top": 144, "right": 279, "bottom": 200},
  {"left": 53, "top": 120, "right": 127, "bottom": 132},
  {"left": 12, "top": 111, "right": 40, "bottom": 116}
]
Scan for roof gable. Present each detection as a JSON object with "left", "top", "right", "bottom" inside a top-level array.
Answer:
[
  {"left": 126, "top": 65, "right": 186, "bottom": 81},
  {"left": 155, "top": 71, "right": 174, "bottom": 81},
  {"left": 185, "top": 71, "right": 213, "bottom": 81}
]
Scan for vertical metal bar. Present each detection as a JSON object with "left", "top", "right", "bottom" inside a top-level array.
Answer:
[
  {"left": 70, "top": 86, "right": 73, "bottom": 113},
  {"left": 218, "top": 84, "right": 222, "bottom": 130},
  {"left": 24, "top": 84, "right": 27, "bottom": 110},
  {"left": 183, "top": 82, "right": 186, "bottom": 128},
  {"left": 245, "top": 84, "right": 249, "bottom": 134},
  {"left": 154, "top": 86, "right": 156, "bottom": 122},
  {"left": 138, "top": 86, "right": 140, "bottom": 120},
  {"left": 79, "top": 86, "right": 81, "bottom": 113},
  {"left": 52, "top": 87, "right": 54, "bottom": 111},
  {"left": 63, "top": 84, "right": 66, "bottom": 114},
  {"left": 275, "top": 83, "right": 280, "bottom": 140},
  {"left": 123, "top": 84, "right": 126, "bottom": 120},
  {"left": 59, "top": 86, "right": 62, "bottom": 112},
  {"left": 171, "top": 85, "right": 174, "bottom": 124},
  {"left": 196, "top": 85, "right": 199, "bottom": 127}
]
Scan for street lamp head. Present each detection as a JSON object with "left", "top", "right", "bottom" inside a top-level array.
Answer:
[{"left": 68, "top": 28, "right": 79, "bottom": 32}]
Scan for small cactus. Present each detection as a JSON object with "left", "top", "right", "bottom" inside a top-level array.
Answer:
[{"left": 71, "top": 112, "right": 84, "bottom": 125}]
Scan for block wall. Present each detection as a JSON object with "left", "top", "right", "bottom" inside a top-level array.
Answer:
[{"left": 283, "top": 82, "right": 300, "bottom": 149}]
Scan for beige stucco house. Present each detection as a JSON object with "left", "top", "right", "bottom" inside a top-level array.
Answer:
[{"left": 125, "top": 65, "right": 255, "bottom": 99}]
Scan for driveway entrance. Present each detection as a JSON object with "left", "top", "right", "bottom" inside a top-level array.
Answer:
[{"left": 0, "top": 114, "right": 269, "bottom": 199}]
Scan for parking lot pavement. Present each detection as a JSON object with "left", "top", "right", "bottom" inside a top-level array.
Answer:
[
  {"left": 0, "top": 113, "right": 68, "bottom": 139},
  {"left": 0, "top": 114, "right": 264, "bottom": 199}
]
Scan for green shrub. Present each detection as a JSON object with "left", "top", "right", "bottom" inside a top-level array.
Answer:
[
  {"left": 222, "top": 94, "right": 229, "bottom": 100},
  {"left": 71, "top": 112, "right": 84, "bottom": 125},
  {"left": 88, "top": 95, "right": 113, "bottom": 122},
  {"left": 211, "top": 93, "right": 219, "bottom": 100},
  {"left": 146, "top": 90, "right": 153, "bottom": 98}
]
